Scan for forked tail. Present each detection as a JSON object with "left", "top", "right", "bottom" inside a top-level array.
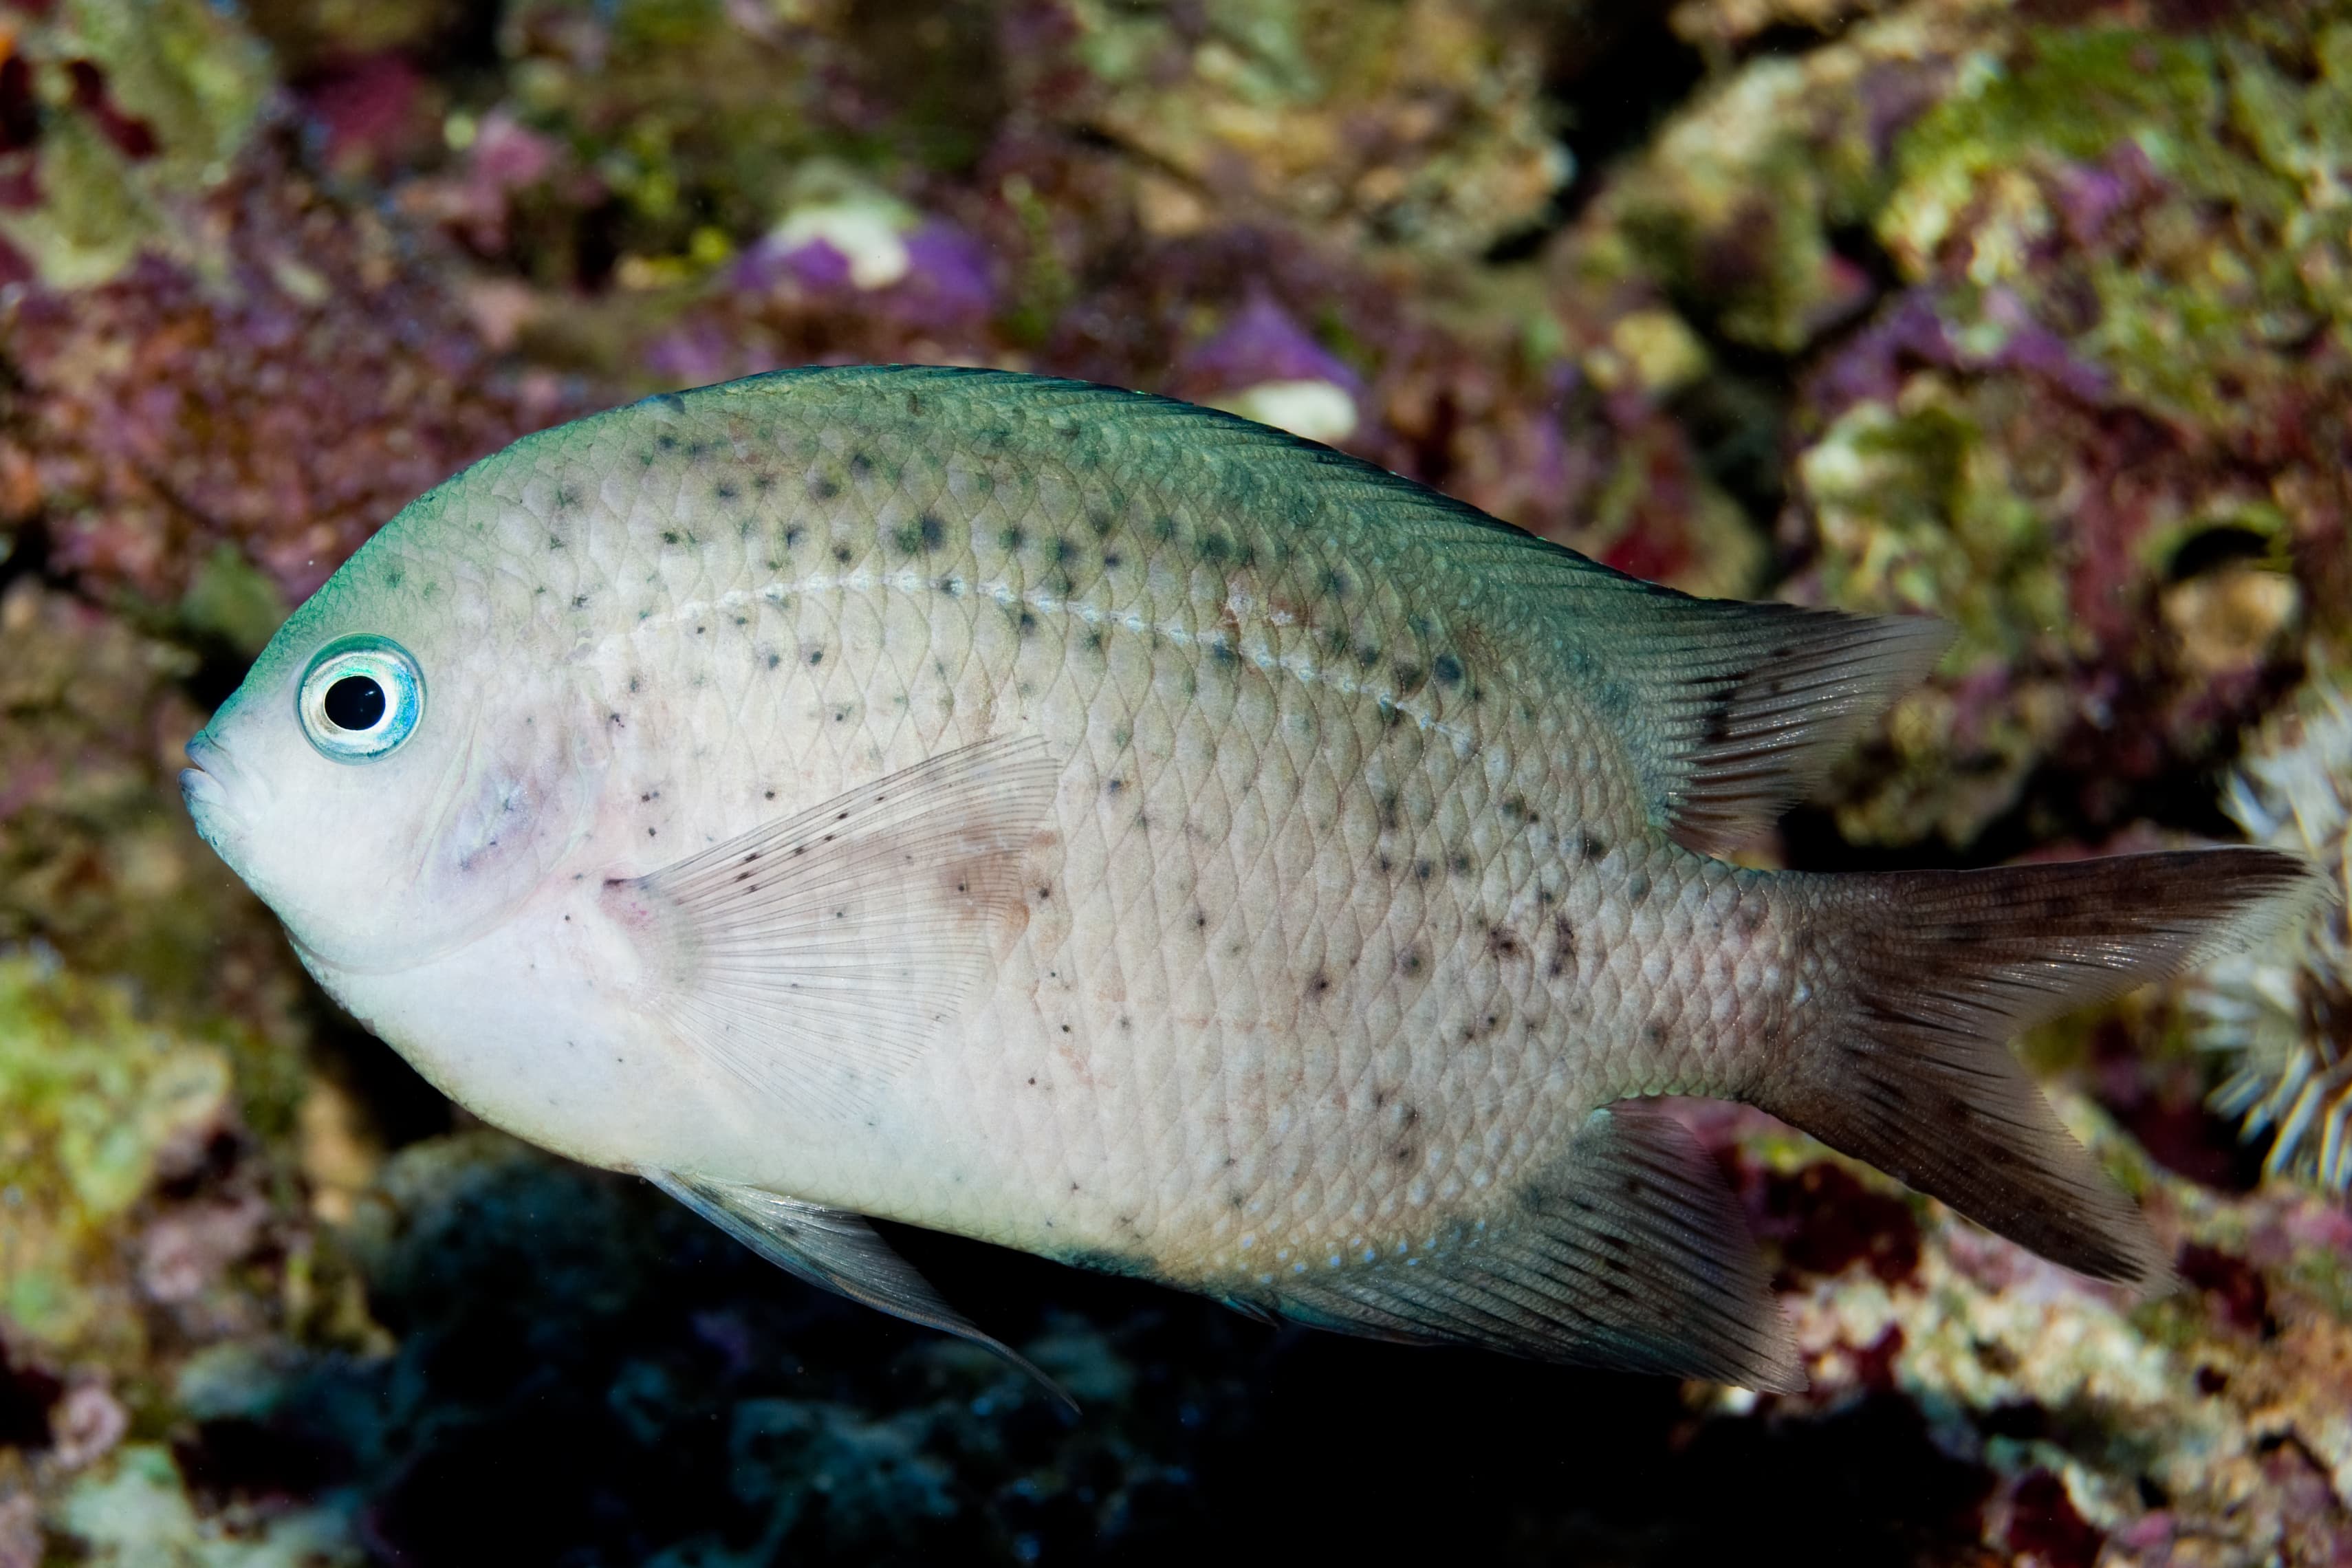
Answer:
[{"left": 1756, "top": 848, "right": 2324, "bottom": 1288}]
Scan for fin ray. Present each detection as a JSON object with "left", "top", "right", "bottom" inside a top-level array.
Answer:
[
  {"left": 1763, "top": 847, "right": 2327, "bottom": 1287},
  {"left": 1251, "top": 1101, "right": 1803, "bottom": 1391},
  {"left": 604, "top": 734, "right": 1060, "bottom": 1120},
  {"left": 646, "top": 1168, "right": 1076, "bottom": 1412},
  {"left": 1604, "top": 600, "right": 1952, "bottom": 853}
]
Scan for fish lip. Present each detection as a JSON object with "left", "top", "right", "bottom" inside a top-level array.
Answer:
[
  {"left": 185, "top": 730, "right": 231, "bottom": 778},
  {"left": 179, "top": 765, "right": 241, "bottom": 840},
  {"left": 179, "top": 732, "right": 247, "bottom": 841}
]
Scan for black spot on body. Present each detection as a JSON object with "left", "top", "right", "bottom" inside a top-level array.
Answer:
[
  {"left": 1549, "top": 915, "right": 1577, "bottom": 977},
  {"left": 1580, "top": 830, "right": 1607, "bottom": 860},
  {"left": 1433, "top": 653, "right": 1464, "bottom": 686},
  {"left": 896, "top": 512, "right": 946, "bottom": 554}
]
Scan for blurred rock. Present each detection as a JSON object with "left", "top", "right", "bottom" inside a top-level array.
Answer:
[
  {"left": 2, "top": 129, "right": 584, "bottom": 607},
  {"left": 3, "top": 0, "right": 2351, "bottom": 1561},
  {"left": 1051, "top": 0, "right": 1571, "bottom": 261},
  {"left": 0, "top": 0, "right": 272, "bottom": 290},
  {"left": 1558, "top": 0, "right": 2352, "bottom": 848},
  {"left": 1684, "top": 1092, "right": 2352, "bottom": 1565}
]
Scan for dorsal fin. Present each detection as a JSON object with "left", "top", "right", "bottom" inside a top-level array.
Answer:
[{"left": 684, "top": 367, "right": 1948, "bottom": 853}]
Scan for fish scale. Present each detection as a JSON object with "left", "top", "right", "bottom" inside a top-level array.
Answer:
[
  {"left": 530, "top": 384, "right": 1604, "bottom": 1256},
  {"left": 184, "top": 366, "right": 2320, "bottom": 1394}
]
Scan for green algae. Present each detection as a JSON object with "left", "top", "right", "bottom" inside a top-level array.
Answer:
[
  {"left": 1059, "top": 0, "right": 1569, "bottom": 261},
  {"left": 4, "top": 1, "right": 2352, "bottom": 1560},
  {"left": 55, "top": 1442, "right": 359, "bottom": 1567},
  {"left": 1884, "top": 23, "right": 2352, "bottom": 437},
  {"left": 177, "top": 546, "right": 292, "bottom": 662},
  {"left": 0, "top": 956, "right": 231, "bottom": 1356},
  {"left": 0, "top": 0, "right": 270, "bottom": 287}
]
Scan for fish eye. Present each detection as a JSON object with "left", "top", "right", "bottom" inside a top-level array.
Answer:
[{"left": 298, "top": 635, "right": 425, "bottom": 762}]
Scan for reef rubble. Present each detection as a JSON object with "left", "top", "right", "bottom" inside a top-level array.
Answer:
[{"left": 3, "top": 0, "right": 2350, "bottom": 1562}]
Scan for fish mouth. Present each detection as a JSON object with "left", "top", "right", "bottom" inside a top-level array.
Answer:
[{"left": 180, "top": 732, "right": 245, "bottom": 846}]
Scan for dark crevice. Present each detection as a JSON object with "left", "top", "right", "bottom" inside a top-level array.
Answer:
[
  {"left": 1522, "top": 3, "right": 1708, "bottom": 233},
  {"left": 301, "top": 986, "right": 455, "bottom": 1152},
  {"left": 0, "top": 1342, "right": 60, "bottom": 1452},
  {"left": 1739, "top": 19, "right": 1864, "bottom": 60},
  {"left": 1781, "top": 729, "right": 2260, "bottom": 875}
]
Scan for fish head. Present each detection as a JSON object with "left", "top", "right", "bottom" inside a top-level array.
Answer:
[{"left": 182, "top": 529, "right": 606, "bottom": 979}]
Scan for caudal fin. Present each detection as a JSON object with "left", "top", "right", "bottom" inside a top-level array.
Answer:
[{"left": 1761, "top": 849, "right": 2324, "bottom": 1289}]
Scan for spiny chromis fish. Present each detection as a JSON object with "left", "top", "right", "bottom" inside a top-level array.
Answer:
[{"left": 179, "top": 367, "right": 2322, "bottom": 1401}]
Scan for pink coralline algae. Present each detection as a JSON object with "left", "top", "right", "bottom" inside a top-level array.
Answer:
[{"left": 1, "top": 133, "right": 585, "bottom": 605}]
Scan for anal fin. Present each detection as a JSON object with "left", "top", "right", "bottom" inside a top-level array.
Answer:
[
  {"left": 1261, "top": 1101, "right": 1803, "bottom": 1391},
  {"left": 646, "top": 1168, "right": 1076, "bottom": 1413}
]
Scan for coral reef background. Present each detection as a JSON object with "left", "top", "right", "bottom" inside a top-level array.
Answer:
[{"left": 2, "top": 0, "right": 2351, "bottom": 1562}]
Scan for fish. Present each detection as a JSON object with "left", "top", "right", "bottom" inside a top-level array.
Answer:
[{"left": 181, "top": 366, "right": 2319, "bottom": 1395}]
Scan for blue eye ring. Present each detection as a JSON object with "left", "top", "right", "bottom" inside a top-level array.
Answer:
[{"left": 298, "top": 635, "right": 426, "bottom": 762}]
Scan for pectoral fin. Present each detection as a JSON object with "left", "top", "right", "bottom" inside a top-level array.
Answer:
[
  {"left": 603, "top": 733, "right": 1060, "bottom": 1120},
  {"left": 646, "top": 1168, "right": 1076, "bottom": 1413}
]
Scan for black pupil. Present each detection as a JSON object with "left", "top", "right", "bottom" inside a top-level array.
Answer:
[{"left": 324, "top": 675, "right": 386, "bottom": 732}]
